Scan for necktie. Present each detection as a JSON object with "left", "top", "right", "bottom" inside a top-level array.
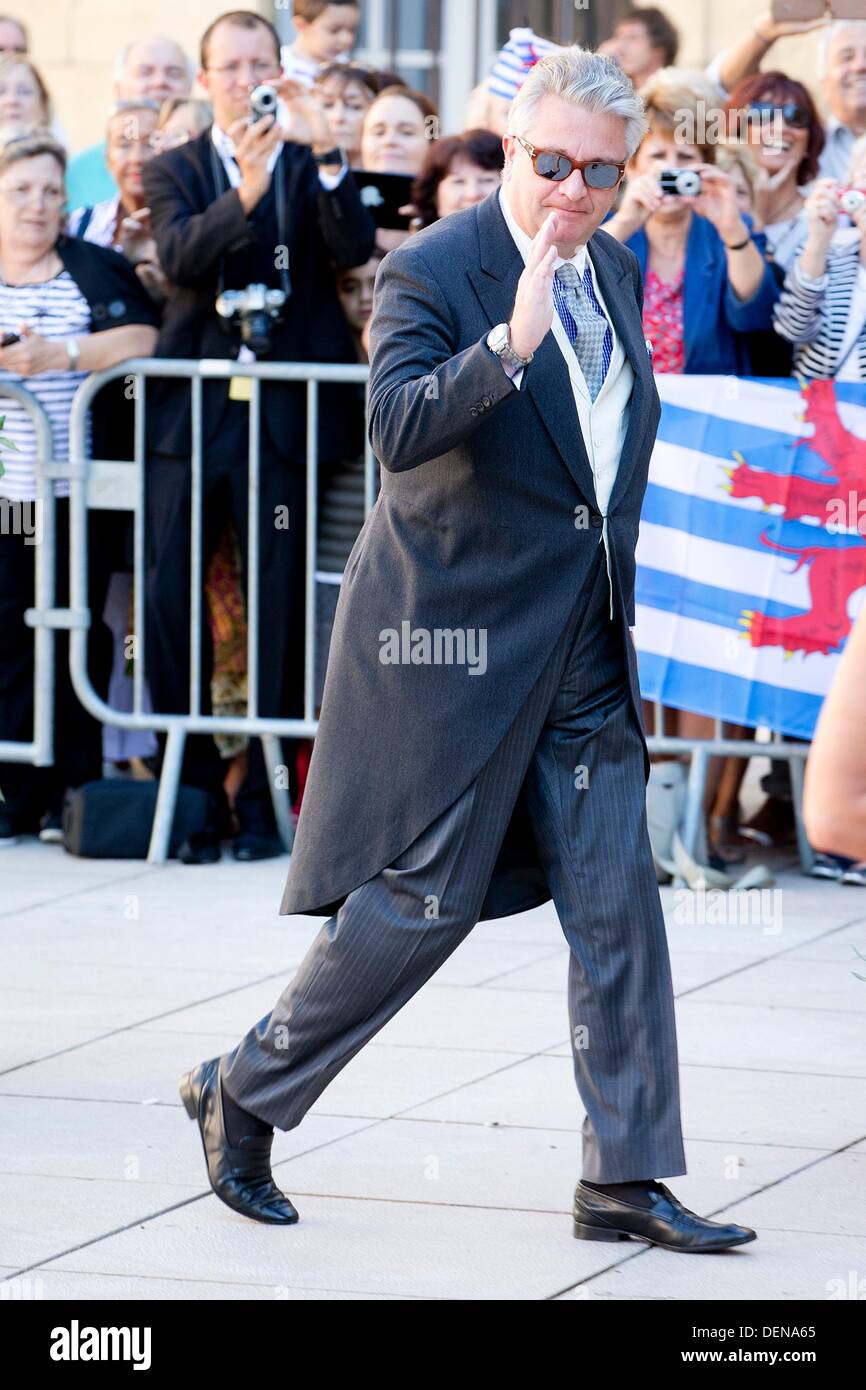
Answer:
[{"left": 554, "top": 262, "right": 612, "bottom": 402}]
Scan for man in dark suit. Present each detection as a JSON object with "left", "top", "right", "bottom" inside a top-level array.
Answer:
[
  {"left": 180, "top": 47, "right": 757, "bottom": 1254},
  {"left": 142, "top": 9, "right": 375, "bottom": 862}
]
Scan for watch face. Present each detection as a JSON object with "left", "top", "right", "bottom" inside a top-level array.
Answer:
[{"left": 489, "top": 324, "right": 508, "bottom": 353}]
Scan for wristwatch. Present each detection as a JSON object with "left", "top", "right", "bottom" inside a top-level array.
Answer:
[
  {"left": 487, "top": 322, "right": 533, "bottom": 370},
  {"left": 313, "top": 145, "right": 346, "bottom": 167},
  {"left": 65, "top": 337, "right": 80, "bottom": 369}
]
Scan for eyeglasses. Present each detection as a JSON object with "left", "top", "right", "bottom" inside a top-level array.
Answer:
[
  {"left": 511, "top": 133, "right": 626, "bottom": 189},
  {"left": 107, "top": 98, "right": 162, "bottom": 119},
  {"left": 205, "top": 60, "right": 280, "bottom": 82},
  {"left": 746, "top": 101, "right": 811, "bottom": 130}
]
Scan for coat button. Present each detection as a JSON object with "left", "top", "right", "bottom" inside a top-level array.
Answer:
[
  {"left": 482, "top": 395, "right": 492, "bottom": 407},
  {"left": 590, "top": 513, "right": 604, "bottom": 528},
  {"left": 470, "top": 407, "right": 478, "bottom": 417}
]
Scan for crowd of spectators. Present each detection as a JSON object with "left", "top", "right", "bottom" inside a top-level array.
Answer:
[{"left": 0, "top": 3, "right": 864, "bottom": 880}]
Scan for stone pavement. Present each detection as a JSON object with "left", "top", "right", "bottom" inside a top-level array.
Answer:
[{"left": 1, "top": 824, "right": 865, "bottom": 1301}]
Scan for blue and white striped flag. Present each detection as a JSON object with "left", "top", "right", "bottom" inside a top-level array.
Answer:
[
  {"left": 487, "top": 27, "right": 562, "bottom": 101},
  {"left": 634, "top": 375, "right": 866, "bottom": 739}
]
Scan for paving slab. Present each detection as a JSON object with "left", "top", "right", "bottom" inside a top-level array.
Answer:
[{"left": 1, "top": 838, "right": 864, "bottom": 1300}]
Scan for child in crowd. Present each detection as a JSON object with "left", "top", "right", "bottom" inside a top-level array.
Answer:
[{"left": 281, "top": 0, "right": 360, "bottom": 86}]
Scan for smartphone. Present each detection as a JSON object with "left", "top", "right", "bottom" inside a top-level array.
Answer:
[
  {"left": 0, "top": 332, "right": 20, "bottom": 347},
  {"left": 350, "top": 170, "right": 415, "bottom": 230},
  {"left": 771, "top": 0, "right": 826, "bottom": 19},
  {"left": 830, "top": 0, "right": 866, "bottom": 18}
]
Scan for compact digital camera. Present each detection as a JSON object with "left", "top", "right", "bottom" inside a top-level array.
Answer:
[
  {"left": 249, "top": 83, "right": 279, "bottom": 124},
  {"left": 838, "top": 187, "right": 866, "bottom": 218},
  {"left": 659, "top": 168, "right": 702, "bottom": 197}
]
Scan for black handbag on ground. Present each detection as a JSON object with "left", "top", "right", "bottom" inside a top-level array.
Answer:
[{"left": 62, "top": 779, "right": 214, "bottom": 858}]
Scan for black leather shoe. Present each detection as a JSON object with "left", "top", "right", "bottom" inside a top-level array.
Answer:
[
  {"left": 573, "top": 1181, "right": 756, "bottom": 1252},
  {"left": 232, "top": 830, "right": 284, "bottom": 861},
  {"left": 179, "top": 1055, "right": 298, "bottom": 1224},
  {"left": 177, "top": 830, "right": 221, "bottom": 864}
]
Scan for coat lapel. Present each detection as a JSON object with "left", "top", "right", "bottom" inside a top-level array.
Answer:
[
  {"left": 587, "top": 231, "right": 652, "bottom": 513},
  {"left": 467, "top": 192, "right": 599, "bottom": 509}
]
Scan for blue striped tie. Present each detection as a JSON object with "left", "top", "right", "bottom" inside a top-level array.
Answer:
[{"left": 553, "top": 262, "right": 612, "bottom": 401}]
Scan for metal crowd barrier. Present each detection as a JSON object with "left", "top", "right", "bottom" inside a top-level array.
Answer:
[
  {"left": 646, "top": 722, "right": 814, "bottom": 877},
  {"left": 65, "top": 358, "right": 376, "bottom": 861},
  {"left": 5, "top": 360, "right": 814, "bottom": 875},
  {"left": 0, "top": 383, "right": 57, "bottom": 772}
]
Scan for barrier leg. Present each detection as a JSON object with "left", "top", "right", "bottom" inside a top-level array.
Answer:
[
  {"left": 787, "top": 755, "right": 815, "bottom": 877},
  {"left": 675, "top": 746, "right": 709, "bottom": 886},
  {"left": 148, "top": 726, "right": 185, "bottom": 863},
  {"left": 261, "top": 733, "right": 295, "bottom": 853}
]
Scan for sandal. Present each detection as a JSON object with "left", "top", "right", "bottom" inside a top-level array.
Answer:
[{"left": 707, "top": 814, "right": 747, "bottom": 866}]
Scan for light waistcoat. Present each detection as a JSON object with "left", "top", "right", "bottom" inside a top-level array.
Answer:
[{"left": 497, "top": 185, "right": 635, "bottom": 618}]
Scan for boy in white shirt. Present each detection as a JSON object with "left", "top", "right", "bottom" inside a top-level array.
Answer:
[{"left": 280, "top": 0, "right": 360, "bottom": 87}]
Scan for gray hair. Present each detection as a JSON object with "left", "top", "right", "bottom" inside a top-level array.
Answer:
[
  {"left": 818, "top": 20, "right": 866, "bottom": 81},
  {"left": 112, "top": 37, "right": 194, "bottom": 89},
  {"left": 507, "top": 46, "right": 648, "bottom": 159},
  {"left": 0, "top": 126, "right": 66, "bottom": 178}
]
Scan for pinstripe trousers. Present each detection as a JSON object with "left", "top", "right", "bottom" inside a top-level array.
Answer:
[{"left": 221, "top": 542, "right": 687, "bottom": 1182}]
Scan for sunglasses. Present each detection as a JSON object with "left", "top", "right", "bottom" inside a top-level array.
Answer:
[
  {"left": 511, "top": 133, "right": 626, "bottom": 189},
  {"left": 746, "top": 101, "right": 811, "bottom": 130}
]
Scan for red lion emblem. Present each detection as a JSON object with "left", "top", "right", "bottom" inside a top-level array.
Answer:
[{"left": 720, "top": 378, "right": 866, "bottom": 657}]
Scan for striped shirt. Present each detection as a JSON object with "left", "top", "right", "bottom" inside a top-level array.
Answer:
[
  {"left": 774, "top": 237, "right": 866, "bottom": 381},
  {"left": 67, "top": 195, "right": 122, "bottom": 250},
  {"left": 0, "top": 269, "right": 91, "bottom": 500}
]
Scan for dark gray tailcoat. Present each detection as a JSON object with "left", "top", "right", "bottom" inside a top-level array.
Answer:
[{"left": 280, "top": 189, "right": 662, "bottom": 920}]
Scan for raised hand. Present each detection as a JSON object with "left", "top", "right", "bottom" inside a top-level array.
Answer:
[
  {"left": 754, "top": 5, "right": 829, "bottom": 43},
  {"left": 692, "top": 165, "right": 748, "bottom": 242},
  {"left": 275, "top": 78, "right": 333, "bottom": 154},
  {"left": 800, "top": 177, "right": 839, "bottom": 278},
  {"left": 228, "top": 113, "right": 284, "bottom": 213},
  {"left": 508, "top": 211, "right": 560, "bottom": 360}
]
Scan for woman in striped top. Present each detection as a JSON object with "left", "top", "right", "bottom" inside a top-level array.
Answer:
[
  {"left": 0, "top": 130, "right": 158, "bottom": 845},
  {"left": 774, "top": 136, "right": 866, "bottom": 381}
]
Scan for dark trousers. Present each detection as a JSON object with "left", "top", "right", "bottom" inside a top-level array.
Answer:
[
  {"left": 222, "top": 544, "right": 687, "bottom": 1182},
  {"left": 0, "top": 497, "right": 114, "bottom": 829},
  {"left": 144, "top": 401, "right": 307, "bottom": 830}
]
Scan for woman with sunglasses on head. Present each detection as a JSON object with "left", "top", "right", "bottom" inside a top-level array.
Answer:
[
  {"left": 604, "top": 69, "right": 780, "bottom": 376},
  {"left": 724, "top": 73, "right": 825, "bottom": 274}
]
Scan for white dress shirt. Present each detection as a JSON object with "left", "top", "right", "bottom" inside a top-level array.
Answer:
[
  {"left": 496, "top": 185, "right": 635, "bottom": 618},
  {"left": 211, "top": 121, "right": 347, "bottom": 191},
  {"left": 279, "top": 42, "right": 352, "bottom": 87}
]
